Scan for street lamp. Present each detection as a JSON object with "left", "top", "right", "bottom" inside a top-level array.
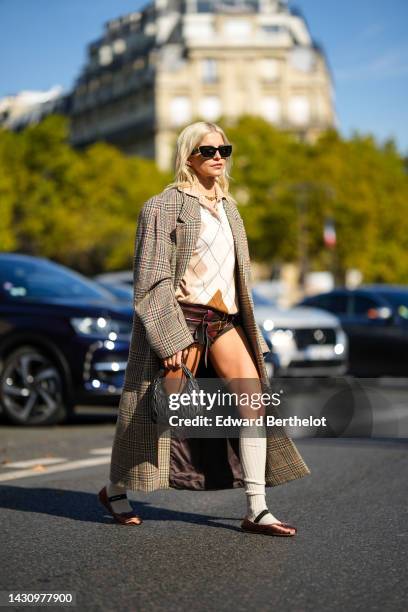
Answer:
[{"left": 289, "top": 181, "right": 337, "bottom": 292}]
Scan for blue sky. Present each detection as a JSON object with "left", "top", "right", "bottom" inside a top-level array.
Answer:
[{"left": 0, "top": 0, "right": 407, "bottom": 155}]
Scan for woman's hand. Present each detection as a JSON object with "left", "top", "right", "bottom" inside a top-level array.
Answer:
[{"left": 163, "top": 347, "right": 190, "bottom": 370}]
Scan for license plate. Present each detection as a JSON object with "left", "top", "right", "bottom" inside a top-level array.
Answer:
[{"left": 305, "top": 345, "right": 334, "bottom": 360}]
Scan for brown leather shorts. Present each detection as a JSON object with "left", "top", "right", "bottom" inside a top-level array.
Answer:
[{"left": 178, "top": 302, "right": 241, "bottom": 367}]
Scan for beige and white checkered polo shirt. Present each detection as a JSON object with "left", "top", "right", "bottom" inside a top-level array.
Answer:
[{"left": 175, "top": 182, "right": 239, "bottom": 315}]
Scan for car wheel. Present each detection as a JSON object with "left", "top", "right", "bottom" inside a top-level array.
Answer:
[{"left": 0, "top": 345, "right": 70, "bottom": 426}]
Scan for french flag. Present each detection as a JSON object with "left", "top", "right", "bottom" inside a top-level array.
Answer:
[{"left": 323, "top": 217, "right": 336, "bottom": 248}]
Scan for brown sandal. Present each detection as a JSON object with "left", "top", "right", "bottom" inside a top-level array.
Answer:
[
  {"left": 98, "top": 486, "right": 143, "bottom": 526},
  {"left": 241, "top": 509, "right": 297, "bottom": 537}
]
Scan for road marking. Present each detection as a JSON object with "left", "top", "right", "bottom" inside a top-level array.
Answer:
[
  {"left": 4, "top": 457, "right": 67, "bottom": 469},
  {"left": 88, "top": 447, "right": 112, "bottom": 455},
  {"left": 0, "top": 456, "right": 110, "bottom": 482}
]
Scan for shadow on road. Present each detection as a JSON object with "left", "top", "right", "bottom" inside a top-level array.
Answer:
[
  {"left": 0, "top": 408, "right": 118, "bottom": 428},
  {"left": 0, "top": 485, "right": 243, "bottom": 533}
]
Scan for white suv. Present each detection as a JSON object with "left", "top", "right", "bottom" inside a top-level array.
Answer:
[{"left": 253, "top": 291, "right": 348, "bottom": 377}]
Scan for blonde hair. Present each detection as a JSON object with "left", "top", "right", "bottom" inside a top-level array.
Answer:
[{"left": 165, "top": 121, "right": 235, "bottom": 200}]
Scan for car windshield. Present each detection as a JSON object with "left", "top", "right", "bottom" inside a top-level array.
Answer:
[
  {"left": 378, "top": 292, "right": 408, "bottom": 318},
  {"left": 252, "top": 290, "right": 276, "bottom": 306},
  {"left": 0, "top": 258, "right": 113, "bottom": 301},
  {"left": 98, "top": 282, "right": 133, "bottom": 301}
]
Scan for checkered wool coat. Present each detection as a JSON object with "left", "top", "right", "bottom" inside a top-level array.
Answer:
[{"left": 109, "top": 186, "right": 311, "bottom": 492}]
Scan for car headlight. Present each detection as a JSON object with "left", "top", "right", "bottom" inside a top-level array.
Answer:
[
  {"left": 70, "top": 317, "right": 132, "bottom": 339},
  {"left": 334, "top": 328, "right": 348, "bottom": 355},
  {"left": 336, "top": 328, "right": 348, "bottom": 346},
  {"left": 262, "top": 319, "right": 275, "bottom": 332}
]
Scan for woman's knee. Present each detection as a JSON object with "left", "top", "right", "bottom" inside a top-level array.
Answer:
[{"left": 208, "top": 326, "right": 265, "bottom": 417}]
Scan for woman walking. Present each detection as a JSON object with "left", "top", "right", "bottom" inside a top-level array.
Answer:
[{"left": 98, "top": 121, "right": 310, "bottom": 536}]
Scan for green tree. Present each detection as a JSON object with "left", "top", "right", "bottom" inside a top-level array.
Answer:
[
  {"left": 2, "top": 113, "right": 408, "bottom": 283},
  {"left": 219, "top": 116, "right": 408, "bottom": 283},
  {"left": 0, "top": 115, "right": 171, "bottom": 274}
]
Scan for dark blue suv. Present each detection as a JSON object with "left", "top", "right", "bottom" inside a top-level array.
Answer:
[
  {"left": 0, "top": 254, "right": 133, "bottom": 425},
  {"left": 297, "top": 286, "right": 408, "bottom": 376}
]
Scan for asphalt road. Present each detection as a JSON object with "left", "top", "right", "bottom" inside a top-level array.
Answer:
[{"left": 0, "top": 414, "right": 407, "bottom": 612}]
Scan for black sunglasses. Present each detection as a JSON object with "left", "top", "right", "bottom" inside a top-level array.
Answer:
[{"left": 191, "top": 145, "right": 232, "bottom": 158}]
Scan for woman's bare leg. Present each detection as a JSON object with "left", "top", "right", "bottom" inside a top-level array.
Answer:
[{"left": 208, "top": 325, "right": 296, "bottom": 535}]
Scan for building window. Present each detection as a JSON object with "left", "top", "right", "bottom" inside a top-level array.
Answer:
[
  {"left": 260, "top": 96, "right": 281, "bottom": 123},
  {"left": 185, "top": 20, "right": 214, "bottom": 39},
  {"left": 199, "top": 96, "right": 221, "bottom": 121},
  {"left": 259, "top": 58, "right": 279, "bottom": 82},
  {"left": 201, "top": 59, "right": 218, "bottom": 84},
  {"left": 223, "top": 19, "right": 251, "bottom": 38},
  {"left": 133, "top": 57, "right": 145, "bottom": 70},
  {"left": 260, "top": 24, "right": 287, "bottom": 35},
  {"left": 88, "top": 78, "right": 100, "bottom": 92},
  {"left": 170, "top": 96, "right": 192, "bottom": 126},
  {"left": 149, "top": 50, "right": 158, "bottom": 67},
  {"left": 113, "top": 38, "right": 126, "bottom": 54},
  {"left": 197, "top": 0, "right": 259, "bottom": 11},
  {"left": 197, "top": 1, "right": 213, "bottom": 12},
  {"left": 99, "top": 45, "right": 113, "bottom": 66},
  {"left": 288, "top": 96, "right": 310, "bottom": 125},
  {"left": 289, "top": 47, "right": 315, "bottom": 73}
]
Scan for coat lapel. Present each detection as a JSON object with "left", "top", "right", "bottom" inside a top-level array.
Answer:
[{"left": 174, "top": 190, "right": 201, "bottom": 289}]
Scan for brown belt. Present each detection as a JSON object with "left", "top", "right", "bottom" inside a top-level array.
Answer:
[{"left": 178, "top": 303, "right": 240, "bottom": 367}]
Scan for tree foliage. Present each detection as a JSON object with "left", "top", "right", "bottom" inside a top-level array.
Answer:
[
  {"left": 1, "top": 113, "right": 407, "bottom": 282},
  {"left": 221, "top": 115, "right": 408, "bottom": 283},
  {"left": 0, "top": 115, "right": 171, "bottom": 274}
]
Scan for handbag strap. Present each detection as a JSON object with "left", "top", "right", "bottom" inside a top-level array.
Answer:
[{"left": 157, "top": 362, "right": 194, "bottom": 380}]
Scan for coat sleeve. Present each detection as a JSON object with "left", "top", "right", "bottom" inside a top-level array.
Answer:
[
  {"left": 247, "top": 284, "right": 271, "bottom": 356},
  {"left": 258, "top": 326, "right": 271, "bottom": 355},
  {"left": 237, "top": 215, "right": 271, "bottom": 357},
  {"left": 133, "top": 197, "right": 195, "bottom": 360}
]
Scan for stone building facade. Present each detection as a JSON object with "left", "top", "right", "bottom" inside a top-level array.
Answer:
[{"left": 70, "top": 0, "right": 336, "bottom": 170}]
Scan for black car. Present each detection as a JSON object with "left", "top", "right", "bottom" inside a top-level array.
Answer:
[
  {"left": 0, "top": 254, "right": 133, "bottom": 425},
  {"left": 297, "top": 286, "right": 408, "bottom": 376}
]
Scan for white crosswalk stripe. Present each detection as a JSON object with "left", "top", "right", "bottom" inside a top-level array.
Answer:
[
  {"left": 0, "top": 455, "right": 110, "bottom": 482},
  {"left": 4, "top": 457, "right": 67, "bottom": 469}
]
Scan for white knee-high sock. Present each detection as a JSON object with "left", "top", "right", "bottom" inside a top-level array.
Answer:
[{"left": 239, "top": 424, "right": 280, "bottom": 525}]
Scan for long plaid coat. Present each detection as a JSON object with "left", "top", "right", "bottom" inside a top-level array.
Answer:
[{"left": 109, "top": 186, "right": 311, "bottom": 492}]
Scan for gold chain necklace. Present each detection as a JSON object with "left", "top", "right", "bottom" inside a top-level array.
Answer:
[
  {"left": 196, "top": 184, "right": 218, "bottom": 209},
  {"left": 201, "top": 187, "right": 217, "bottom": 202}
]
